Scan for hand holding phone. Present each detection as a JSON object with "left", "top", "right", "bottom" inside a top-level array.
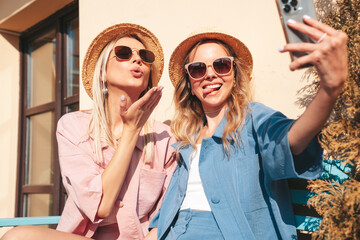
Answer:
[{"left": 275, "top": 0, "right": 318, "bottom": 65}]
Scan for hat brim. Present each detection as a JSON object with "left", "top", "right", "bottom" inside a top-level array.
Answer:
[
  {"left": 82, "top": 23, "right": 164, "bottom": 99},
  {"left": 169, "top": 32, "right": 253, "bottom": 87}
]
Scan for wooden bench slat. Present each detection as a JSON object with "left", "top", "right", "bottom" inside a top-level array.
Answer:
[
  {"left": 293, "top": 204, "right": 321, "bottom": 218},
  {"left": 290, "top": 189, "right": 314, "bottom": 205}
]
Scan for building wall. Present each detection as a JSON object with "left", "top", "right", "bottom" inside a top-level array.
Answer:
[
  {"left": 79, "top": 0, "right": 310, "bottom": 121},
  {"left": 0, "top": 33, "right": 20, "bottom": 236}
]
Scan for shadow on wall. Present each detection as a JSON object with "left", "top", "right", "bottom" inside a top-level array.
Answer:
[{"left": 0, "top": 31, "right": 20, "bottom": 50}]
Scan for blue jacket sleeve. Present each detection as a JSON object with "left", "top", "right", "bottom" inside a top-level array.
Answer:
[{"left": 250, "top": 102, "right": 323, "bottom": 181}]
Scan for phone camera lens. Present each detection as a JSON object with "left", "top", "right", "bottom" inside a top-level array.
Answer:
[
  {"left": 283, "top": 4, "right": 291, "bottom": 13},
  {"left": 290, "top": 0, "right": 298, "bottom": 6},
  {"left": 281, "top": 0, "right": 288, "bottom": 3}
]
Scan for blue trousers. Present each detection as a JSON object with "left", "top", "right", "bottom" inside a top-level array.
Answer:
[{"left": 166, "top": 209, "right": 225, "bottom": 240}]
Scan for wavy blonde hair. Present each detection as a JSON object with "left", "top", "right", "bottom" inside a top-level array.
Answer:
[
  {"left": 171, "top": 40, "right": 253, "bottom": 155},
  {"left": 89, "top": 35, "right": 154, "bottom": 165}
]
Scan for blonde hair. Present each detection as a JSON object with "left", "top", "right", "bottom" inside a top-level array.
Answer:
[
  {"left": 171, "top": 40, "right": 253, "bottom": 155},
  {"left": 90, "top": 35, "right": 154, "bottom": 165}
]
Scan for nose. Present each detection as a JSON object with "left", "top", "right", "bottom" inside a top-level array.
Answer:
[
  {"left": 205, "top": 65, "right": 216, "bottom": 80},
  {"left": 131, "top": 50, "right": 142, "bottom": 64}
]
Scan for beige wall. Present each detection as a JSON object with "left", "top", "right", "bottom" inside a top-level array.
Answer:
[
  {"left": 0, "top": 33, "right": 19, "bottom": 236},
  {"left": 79, "top": 0, "right": 313, "bottom": 121}
]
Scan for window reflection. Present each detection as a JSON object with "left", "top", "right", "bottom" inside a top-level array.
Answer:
[
  {"left": 66, "top": 18, "right": 79, "bottom": 97},
  {"left": 27, "top": 29, "right": 56, "bottom": 108},
  {"left": 25, "top": 111, "right": 54, "bottom": 185}
]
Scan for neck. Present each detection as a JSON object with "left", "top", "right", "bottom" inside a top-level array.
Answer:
[
  {"left": 204, "top": 107, "right": 226, "bottom": 130},
  {"left": 197, "top": 105, "right": 227, "bottom": 142}
]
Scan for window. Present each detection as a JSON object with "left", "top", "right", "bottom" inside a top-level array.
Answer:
[{"left": 17, "top": 3, "right": 78, "bottom": 217}]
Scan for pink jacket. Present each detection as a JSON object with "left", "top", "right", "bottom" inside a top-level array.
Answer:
[{"left": 55, "top": 111, "right": 177, "bottom": 239}]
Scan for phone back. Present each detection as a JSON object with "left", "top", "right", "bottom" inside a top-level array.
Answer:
[{"left": 276, "top": 0, "right": 318, "bottom": 60}]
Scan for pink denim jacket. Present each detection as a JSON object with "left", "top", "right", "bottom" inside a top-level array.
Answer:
[{"left": 55, "top": 111, "right": 177, "bottom": 239}]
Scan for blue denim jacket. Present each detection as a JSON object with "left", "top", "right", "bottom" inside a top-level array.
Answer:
[{"left": 149, "top": 102, "right": 323, "bottom": 240}]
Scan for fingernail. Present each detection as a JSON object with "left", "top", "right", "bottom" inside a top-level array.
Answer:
[
  {"left": 121, "top": 95, "right": 125, "bottom": 101},
  {"left": 278, "top": 46, "right": 284, "bottom": 52},
  {"left": 287, "top": 19, "right": 296, "bottom": 24},
  {"left": 153, "top": 87, "right": 157, "bottom": 91},
  {"left": 303, "top": 15, "right": 311, "bottom": 20},
  {"left": 159, "top": 86, "right": 164, "bottom": 91}
]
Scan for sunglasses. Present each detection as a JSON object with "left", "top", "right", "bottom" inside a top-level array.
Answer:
[
  {"left": 185, "top": 57, "right": 234, "bottom": 80},
  {"left": 114, "top": 45, "right": 155, "bottom": 64}
]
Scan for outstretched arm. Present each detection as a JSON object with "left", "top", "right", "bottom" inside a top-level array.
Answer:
[
  {"left": 280, "top": 16, "right": 348, "bottom": 155},
  {"left": 97, "top": 87, "right": 163, "bottom": 218}
]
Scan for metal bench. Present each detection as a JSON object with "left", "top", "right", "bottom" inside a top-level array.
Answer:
[{"left": 289, "top": 160, "right": 351, "bottom": 239}]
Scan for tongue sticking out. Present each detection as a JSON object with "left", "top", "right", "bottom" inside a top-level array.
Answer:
[{"left": 203, "top": 84, "right": 222, "bottom": 94}]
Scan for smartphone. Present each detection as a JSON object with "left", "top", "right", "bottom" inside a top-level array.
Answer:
[{"left": 275, "top": 0, "right": 318, "bottom": 65}]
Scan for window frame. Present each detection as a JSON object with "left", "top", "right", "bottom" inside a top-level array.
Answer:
[{"left": 16, "top": 2, "right": 79, "bottom": 217}]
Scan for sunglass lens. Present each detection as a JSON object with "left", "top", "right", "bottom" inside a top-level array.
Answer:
[
  {"left": 188, "top": 62, "right": 206, "bottom": 79},
  {"left": 114, "top": 46, "right": 132, "bottom": 60},
  {"left": 213, "top": 58, "right": 232, "bottom": 74},
  {"left": 139, "top": 49, "right": 155, "bottom": 63}
]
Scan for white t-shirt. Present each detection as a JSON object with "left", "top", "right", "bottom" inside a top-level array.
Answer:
[{"left": 180, "top": 144, "right": 211, "bottom": 211}]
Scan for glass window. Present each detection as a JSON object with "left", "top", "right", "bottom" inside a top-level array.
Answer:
[
  {"left": 24, "top": 194, "right": 53, "bottom": 217},
  {"left": 26, "top": 111, "right": 55, "bottom": 185},
  {"left": 27, "top": 29, "right": 56, "bottom": 108},
  {"left": 17, "top": 3, "right": 78, "bottom": 218},
  {"left": 66, "top": 19, "right": 79, "bottom": 97}
]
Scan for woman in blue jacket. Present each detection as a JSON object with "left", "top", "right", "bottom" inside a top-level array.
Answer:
[{"left": 149, "top": 16, "right": 348, "bottom": 239}]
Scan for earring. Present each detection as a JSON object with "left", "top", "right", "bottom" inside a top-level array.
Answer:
[{"left": 102, "top": 81, "right": 108, "bottom": 96}]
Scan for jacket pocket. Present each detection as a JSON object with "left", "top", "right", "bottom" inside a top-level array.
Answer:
[{"left": 138, "top": 168, "right": 166, "bottom": 219}]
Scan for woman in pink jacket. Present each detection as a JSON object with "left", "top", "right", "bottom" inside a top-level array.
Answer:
[{"left": 2, "top": 23, "right": 177, "bottom": 240}]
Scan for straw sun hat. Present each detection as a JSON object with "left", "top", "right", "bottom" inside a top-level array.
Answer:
[
  {"left": 169, "top": 29, "right": 253, "bottom": 87},
  {"left": 82, "top": 23, "right": 164, "bottom": 99}
]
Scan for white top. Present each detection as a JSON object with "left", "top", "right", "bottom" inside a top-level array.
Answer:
[{"left": 180, "top": 144, "right": 211, "bottom": 211}]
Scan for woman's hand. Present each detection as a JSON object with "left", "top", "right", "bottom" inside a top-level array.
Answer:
[
  {"left": 280, "top": 16, "right": 349, "bottom": 155},
  {"left": 120, "top": 86, "right": 163, "bottom": 132},
  {"left": 280, "top": 16, "right": 348, "bottom": 97}
]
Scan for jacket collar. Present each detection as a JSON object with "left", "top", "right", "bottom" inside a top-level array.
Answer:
[
  {"left": 212, "top": 105, "right": 252, "bottom": 139},
  {"left": 171, "top": 142, "right": 193, "bottom": 170},
  {"left": 212, "top": 115, "right": 229, "bottom": 139},
  {"left": 172, "top": 105, "right": 253, "bottom": 168}
]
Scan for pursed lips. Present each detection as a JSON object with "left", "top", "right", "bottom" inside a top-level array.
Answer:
[{"left": 130, "top": 67, "right": 143, "bottom": 78}]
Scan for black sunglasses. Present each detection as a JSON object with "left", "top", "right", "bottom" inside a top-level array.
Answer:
[
  {"left": 185, "top": 57, "right": 234, "bottom": 80},
  {"left": 114, "top": 45, "right": 155, "bottom": 64}
]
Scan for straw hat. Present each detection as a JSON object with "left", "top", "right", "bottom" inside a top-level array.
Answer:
[
  {"left": 82, "top": 23, "right": 164, "bottom": 99},
  {"left": 169, "top": 29, "right": 253, "bottom": 87}
]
